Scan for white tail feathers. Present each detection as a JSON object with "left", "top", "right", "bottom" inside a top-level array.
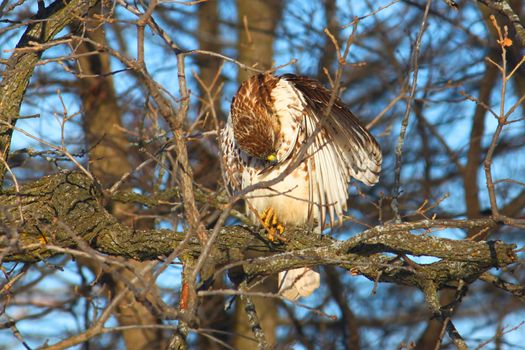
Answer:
[{"left": 278, "top": 268, "right": 320, "bottom": 301}]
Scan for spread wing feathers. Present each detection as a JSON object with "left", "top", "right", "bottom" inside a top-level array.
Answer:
[
  {"left": 283, "top": 74, "right": 382, "bottom": 187},
  {"left": 303, "top": 113, "right": 344, "bottom": 228}
]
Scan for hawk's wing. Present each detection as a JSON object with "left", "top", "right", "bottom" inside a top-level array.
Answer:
[
  {"left": 282, "top": 74, "right": 382, "bottom": 227},
  {"left": 283, "top": 74, "right": 382, "bottom": 185}
]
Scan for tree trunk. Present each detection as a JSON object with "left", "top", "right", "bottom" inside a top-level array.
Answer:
[{"left": 73, "top": 6, "right": 165, "bottom": 349}]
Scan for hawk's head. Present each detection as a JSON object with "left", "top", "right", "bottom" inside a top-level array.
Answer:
[{"left": 230, "top": 74, "right": 280, "bottom": 163}]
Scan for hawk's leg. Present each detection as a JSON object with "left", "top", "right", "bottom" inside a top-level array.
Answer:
[{"left": 260, "top": 207, "right": 286, "bottom": 243}]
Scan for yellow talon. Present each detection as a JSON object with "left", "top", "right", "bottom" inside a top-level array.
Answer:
[{"left": 259, "top": 207, "right": 286, "bottom": 243}]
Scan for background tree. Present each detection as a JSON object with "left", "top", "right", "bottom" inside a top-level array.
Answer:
[{"left": 1, "top": 1, "right": 524, "bottom": 349}]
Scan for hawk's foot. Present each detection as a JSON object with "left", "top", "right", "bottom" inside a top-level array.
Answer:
[{"left": 260, "top": 207, "right": 286, "bottom": 243}]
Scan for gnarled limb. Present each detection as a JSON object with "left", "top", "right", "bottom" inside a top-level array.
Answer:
[
  {"left": 0, "top": 172, "right": 516, "bottom": 290},
  {"left": 0, "top": 0, "right": 99, "bottom": 184}
]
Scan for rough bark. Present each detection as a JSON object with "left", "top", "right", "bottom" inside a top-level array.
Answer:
[
  {"left": 0, "top": 172, "right": 516, "bottom": 290},
  {"left": 0, "top": 0, "right": 99, "bottom": 184},
  {"left": 1, "top": 172, "right": 519, "bottom": 348}
]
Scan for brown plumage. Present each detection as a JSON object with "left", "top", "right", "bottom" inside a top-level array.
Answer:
[
  {"left": 221, "top": 73, "right": 382, "bottom": 300},
  {"left": 230, "top": 74, "right": 280, "bottom": 159}
]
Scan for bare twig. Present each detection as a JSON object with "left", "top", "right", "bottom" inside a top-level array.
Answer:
[
  {"left": 391, "top": 0, "right": 432, "bottom": 222},
  {"left": 477, "top": 0, "right": 525, "bottom": 46}
]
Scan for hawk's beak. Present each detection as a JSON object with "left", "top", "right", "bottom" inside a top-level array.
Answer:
[
  {"left": 259, "top": 153, "right": 278, "bottom": 174},
  {"left": 266, "top": 153, "right": 278, "bottom": 163}
]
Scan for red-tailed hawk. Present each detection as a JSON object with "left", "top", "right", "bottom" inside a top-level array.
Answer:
[{"left": 221, "top": 73, "right": 382, "bottom": 300}]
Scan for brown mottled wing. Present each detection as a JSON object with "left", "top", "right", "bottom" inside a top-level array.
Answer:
[{"left": 282, "top": 74, "right": 382, "bottom": 186}]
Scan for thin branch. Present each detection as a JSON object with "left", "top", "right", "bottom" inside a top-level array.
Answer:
[
  {"left": 477, "top": 0, "right": 525, "bottom": 46},
  {"left": 391, "top": 0, "right": 432, "bottom": 222}
]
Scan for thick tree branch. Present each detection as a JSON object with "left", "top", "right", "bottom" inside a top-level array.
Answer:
[
  {"left": 0, "top": 0, "right": 99, "bottom": 184},
  {"left": 0, "top": 172, "right": 517, "bottom": 293}
]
